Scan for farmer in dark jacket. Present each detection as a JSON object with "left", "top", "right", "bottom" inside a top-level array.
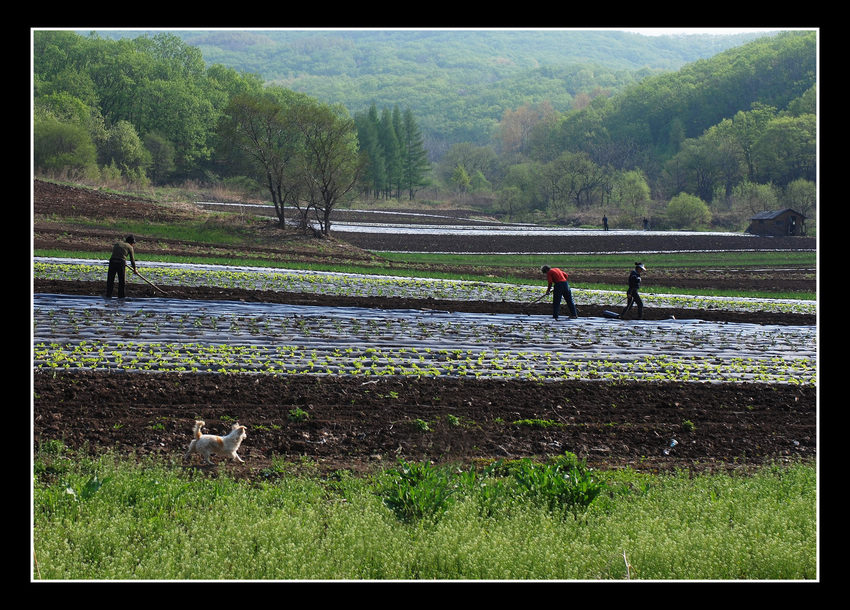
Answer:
[
  {"left": 106, "top": 235, "right": 138, "bottom": 298},
  {"left": 541, "top": 265, "right": 578, "bottom": 319},
  {"left": 621, "top": 262, "right": 646, "bottom": 319}
]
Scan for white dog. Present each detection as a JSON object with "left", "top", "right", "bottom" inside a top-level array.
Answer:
[{"left": 183, "top": 420, "right": 247, "bottom": 465}]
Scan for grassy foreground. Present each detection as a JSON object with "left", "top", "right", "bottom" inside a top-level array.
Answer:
[{"left": 33, "top": 444, "right": 816, "bottom": 581}]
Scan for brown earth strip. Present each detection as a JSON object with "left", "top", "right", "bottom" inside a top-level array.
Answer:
[{"left": 33, "top": 371, "right": 815, "bottom": 477}]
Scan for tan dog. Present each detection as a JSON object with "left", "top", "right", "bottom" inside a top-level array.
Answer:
[{"left": 183, "top": 420, "right": 247, "bottom": 465}]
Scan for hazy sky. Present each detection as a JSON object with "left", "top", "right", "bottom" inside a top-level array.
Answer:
[{"left": 618, "top": 28, "right": 794, "bottom": 36}]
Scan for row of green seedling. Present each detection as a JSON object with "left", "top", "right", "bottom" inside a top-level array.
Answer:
[{"left": 33, "top": 340, "right": 816, "bottom": 384}]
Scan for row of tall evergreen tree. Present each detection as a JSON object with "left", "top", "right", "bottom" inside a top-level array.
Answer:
[{"left": 355, "top": 104, "right": 431, "bottom": 200}]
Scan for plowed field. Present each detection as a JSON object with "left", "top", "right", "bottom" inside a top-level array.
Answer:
[{"left": 32, "top": 180, "right": 817, "bottom": 476}]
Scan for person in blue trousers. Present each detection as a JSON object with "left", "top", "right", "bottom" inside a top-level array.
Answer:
[{"left": 540, "top": 265, "right": 578, "bottom": 319}]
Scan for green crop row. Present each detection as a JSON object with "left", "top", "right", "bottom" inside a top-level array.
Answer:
[
  {"left": 33, "top": 340, "right": 816, "bottom": 384},
  {"left": 34, "top": 260, "right": 816, "bottom": 315}
]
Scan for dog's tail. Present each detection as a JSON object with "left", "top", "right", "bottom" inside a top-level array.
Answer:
[{"left": 192, "top": 420, "right": 205, "bottom": 439}]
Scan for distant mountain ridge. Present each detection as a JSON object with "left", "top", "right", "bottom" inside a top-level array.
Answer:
[
  {"left": 177, "top": 29, "right": 770, "bottom": 74},
  {"left": 89, "top": 29, "right": 778, "bottom": 151}
]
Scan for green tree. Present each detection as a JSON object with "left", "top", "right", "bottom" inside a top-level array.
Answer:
[
  {"left": 143, "top": 131, "right": 177, "bottom": 183},
  {"left": 34, "top": 31, "right": 241, "bottom": 181},
  {"left": 378, "top": 107, "right": 401, "bottom": 199},
  {"left": 500, "top": 162, "right": 548, "bottom": 212},
  {"left": 614, "top": 170, "right": 651, "bottom": 213},
  {"left": 666, "top": 192, "right": 712, "bottom": 229},
  {"left": 438, "top": 143, "right": 497, "bottom": 189},
  {"left": 725, "top": 103, "right": 777, "bottom": 182},
  {"left": 399, "top": 108, "right": 431, "bottom": 199},
  {"left": 783, "top": 178, "right": 815, "bottom": 232},
  {"left": 34, "top": 92, "right": 108, "bottom": 170},
  {"left": 702, "top": 126, "right": 748, "bottom": 204},
  {"left": 751, "top": 114, "right": 816, "bottom": 186},
  {"left": 33, "top": 114, "right": 98, "bottom": 178},
  {"left": 135, "top": 77, "right": 216, "bottom": 175},
  {"left": 35, "top": 91, "right": 98, "bottom": 128},
  {"left": 665, "top": 135, "right": 742, "bottom": 204},
  {"left": 496, "top": 185, "right": 524, "bottom": 219},
  {"left": 470, "top": 169, "right": 491, "bottom": 192},
  {"left": 220, "top": 91, "right": 361, "bottom": 235},
  {"left": 354, "top": 104, "right": 386, "bottom": 199},
  {"left": 730, "top": 181, "right": 779, "bottom": 215},
  {"left": 33, "top": 31, "right": 100, "bottom": 107},
  {"left": 291, "top": 100, "right": 363, "bottom": 235},
  {"left": 100, "top": 119, "right": 151, "bottom": 181},
  {"left": 451, "top": 164, "right": 471, "bottom": 197},
  {"left": 545, "top": 151, "right": 607, "bottom": 209},
  {"left": 218, "top": 89, "right": 308, "bottom": 226},
  {"left": 786, "top": 85, "right": 816, "bottom": 117}
]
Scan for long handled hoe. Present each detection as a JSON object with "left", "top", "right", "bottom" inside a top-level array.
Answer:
[
  {"left": 127, "top": 264, "right": 169, "bottom": 295},
  {"left": 602, "top": 296, "right": 627, "bottom": 319},
  {"left": 520, "top": 292, "right": 548, "bottom": 315}
]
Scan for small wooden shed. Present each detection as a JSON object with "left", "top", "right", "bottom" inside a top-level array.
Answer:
[{"left": 746, "top": 209, "right": 806, "bottom": 236}]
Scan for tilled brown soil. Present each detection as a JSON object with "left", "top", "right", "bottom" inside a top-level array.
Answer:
[
  {"left": 33, "top": 371, "right": 816, "bottom": 477},
  {"left": 32, "top": 179, "right": 818, "bottom": 476}
]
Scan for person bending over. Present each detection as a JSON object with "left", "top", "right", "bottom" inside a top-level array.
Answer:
[
  {"left": 106, "top": 235, "right": 138, "bottom": 298},
  {"left": 540, "top": 265, "right": 578, "bottom": 320}
]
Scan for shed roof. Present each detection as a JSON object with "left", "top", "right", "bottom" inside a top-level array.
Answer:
[{"left": 749, "top": 208, "right": 805, "bottom": 220}]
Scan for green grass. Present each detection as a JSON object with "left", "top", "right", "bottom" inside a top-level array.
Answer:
[{"left": 33, "top": 445, "right": 816, "bottom": 580}]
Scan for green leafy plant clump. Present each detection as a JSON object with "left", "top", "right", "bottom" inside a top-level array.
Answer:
[
  {"left": 507, "top": 453, "right": 607, "bottom": 514},
  {"left": 512, "top": 418, "right": 565, "bottom": 429},
  {"left": 287, "top": 407, "right": 309, "bottom": 422}
]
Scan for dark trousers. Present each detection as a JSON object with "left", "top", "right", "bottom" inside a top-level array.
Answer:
[
  {"left": 553, "top": 281, "right": 577, "bottom": 318},
  {"left": 622, "top": 291, "right": 643, "bottom": 318},
  {"left": 106, "top": 259, "right": 127, "bottom": 298}
]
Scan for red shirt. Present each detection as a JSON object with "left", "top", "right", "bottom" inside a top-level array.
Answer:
[{"left": 546, "top": 267, "right": 568, "bottom": 287}]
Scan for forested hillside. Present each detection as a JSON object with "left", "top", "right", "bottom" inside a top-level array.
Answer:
[
  {"left": 34, "top": 29, "right": 817, "bottom": 232},
  {"left": 88, "top": 29, "right": 773, "bottom": 155}
]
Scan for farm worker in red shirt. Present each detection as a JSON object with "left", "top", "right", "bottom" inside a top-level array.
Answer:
[{"left": 540, "top": 265, "right": 578, "bottom": 320}]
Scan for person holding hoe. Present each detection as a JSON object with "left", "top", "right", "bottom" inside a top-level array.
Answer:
[
  {"left": 540, "top": 265, "right": 578, "bottom": 320},
  {"left": 621, "top": 262, "right": 646, "bottom": 319},
  {"left": 105, "top": 235, "right": 138, "bottom": 298}
]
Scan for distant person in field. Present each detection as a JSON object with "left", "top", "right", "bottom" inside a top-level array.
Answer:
[
  {"left": 603, "top": 215, "right": 608, "bottom": 231},
  {"left": 540, "top": 265, "right": 578, "bottom": 320},
  {"left": 106, "top": 235, "right": 138, "bottom": 298},
  {"left": 621, "top": 262, "right": 646, "bottom": 319}
]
